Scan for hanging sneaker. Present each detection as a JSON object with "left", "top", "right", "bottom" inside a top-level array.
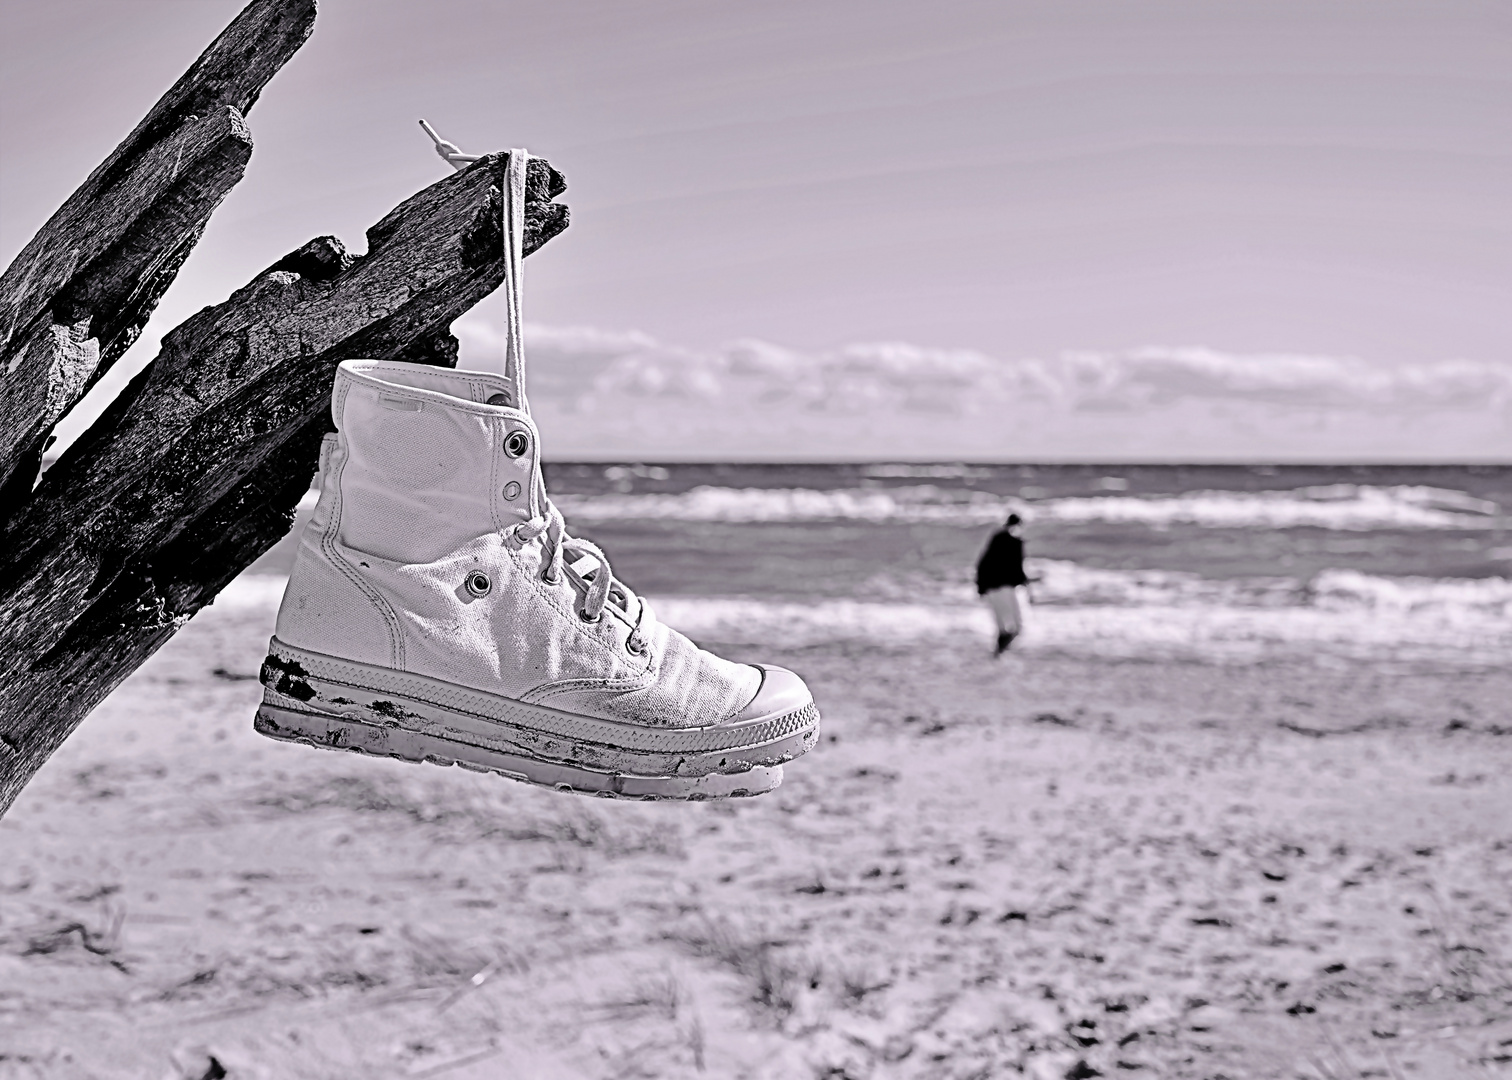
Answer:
[{"left": 254, "top": 150, "right": 819, "bottom": 799}]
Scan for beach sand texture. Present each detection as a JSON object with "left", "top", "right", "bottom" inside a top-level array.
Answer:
[{"left": 1, "top": 590, "right": 1509, "bottom": 1080}]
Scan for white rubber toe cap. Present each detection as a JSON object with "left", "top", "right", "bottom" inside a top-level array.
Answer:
[{"left": 733, "top": 665, "right": 813, "bottom": 723}]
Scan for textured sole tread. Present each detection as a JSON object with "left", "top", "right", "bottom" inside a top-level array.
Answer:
[
  {"left": 263, "top": 637, "right": 818, "bottom": 756},
  {"left": 258, "top": 644, "right": 819, "bottom": 779},
  {"left": 254, "top": 706, "right": 778, "bottom": 801}
]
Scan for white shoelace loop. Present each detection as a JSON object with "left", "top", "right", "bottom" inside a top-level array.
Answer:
[
  {"left": 510, "top": 503, "right": 648, "bottom": 654},
  {"left": 420, "top": 134, "right": 645, "bottom": 653}
]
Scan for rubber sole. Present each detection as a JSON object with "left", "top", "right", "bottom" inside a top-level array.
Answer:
[
  {"left": 254, "top": 702, "right": 781, "bottom": 800},
  {"left": 252, "top": 638, "right": 818, "bottom": 800}
]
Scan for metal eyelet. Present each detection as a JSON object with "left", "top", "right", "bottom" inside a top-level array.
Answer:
[
  {"left": 502, "top": 481, "right": 521, "bottom": 500},
  {"left": 487, "top": 392, "right": 513, "bottom": 407},
  {"left": 504, "top": 430, "right": 529, "bottom": 458},
  {"left": 626, "top": 638, "right": 647, "bottom": 657},
  {"left": 464, "top": 571, "right": 492, "bottom": 598},
  {"left": 579, "top": 609, "right": 601, "bottom": 624},
  {"left": 541, "top": 569, "right": 560, "bottom": 585}
]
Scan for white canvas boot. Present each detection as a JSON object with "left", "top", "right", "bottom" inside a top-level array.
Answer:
[{"left": 255, "top": 151, "right": 819, "bottom": 799}]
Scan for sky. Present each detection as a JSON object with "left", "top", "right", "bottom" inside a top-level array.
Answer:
[{"left": 2, "top": 0, "right": 1509, "bottom": 461}]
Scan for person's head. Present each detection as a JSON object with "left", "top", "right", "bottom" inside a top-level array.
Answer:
[{"left": 1005, "top": 513, "right": 1021, "bottom": 531}]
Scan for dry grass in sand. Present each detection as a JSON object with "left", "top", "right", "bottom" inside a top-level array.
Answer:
[{"left": 1, "top": 598, "right": 1510, "bottom": 1079}]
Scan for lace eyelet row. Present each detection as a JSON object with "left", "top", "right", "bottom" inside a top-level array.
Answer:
[{"left": 507, "top": 504, "right": 647, "bottom": 657}]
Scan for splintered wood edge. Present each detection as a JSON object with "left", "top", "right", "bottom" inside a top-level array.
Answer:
[
  {"left": 0, "top": 0, "right": 315, "bottom": 501},
  {"left": 0, "top": 153, "right": 568, "bottom": 818},
  {"left": 0, "top": 112, "right": 254, "bottom": 488}
]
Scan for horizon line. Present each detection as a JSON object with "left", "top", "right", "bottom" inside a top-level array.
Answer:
[{"left": 538, "top": 458, "right": 1512, "bottom": 468}]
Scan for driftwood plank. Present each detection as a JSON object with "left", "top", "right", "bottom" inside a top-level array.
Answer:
[
  {"left": 0, "top": 153, "right": 568, "bottom": 814},
  {"left": 0, "top": 0, "right": 316, "bottom": 512}
]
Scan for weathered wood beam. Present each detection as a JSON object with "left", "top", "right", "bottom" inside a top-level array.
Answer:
[
  {"left": 0, "top": 153, "right": 569, "bottom": 815},
  {"left": 0, "top": 0, "right": 316, "bottom": 513}
]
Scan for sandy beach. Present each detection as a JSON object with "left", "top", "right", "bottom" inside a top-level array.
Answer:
[
  {"left": 4, "top": 0, "right": 1510, "bottom": 1073},
  {"left": 2, "top": 587, "right": 1508, "bottom": 1080}
]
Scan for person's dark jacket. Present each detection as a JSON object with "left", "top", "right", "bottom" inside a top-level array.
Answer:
[{"left": 975, "top": 529, "right": 1028, "bottom": 594}]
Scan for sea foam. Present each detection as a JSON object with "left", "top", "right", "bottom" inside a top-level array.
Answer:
[
  {"left": 555, "top": 484, "right": 1501, "bottom": 531},
  {"left": 648, "top": 572, "right": 1511, "bottom": 666},
  {"left": 219, "top": 565, "right": 1510, "bottom": 667}
]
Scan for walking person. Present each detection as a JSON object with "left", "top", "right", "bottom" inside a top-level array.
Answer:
[{"left": 976, "top": 513, "right": 1029, "bottom": 655}]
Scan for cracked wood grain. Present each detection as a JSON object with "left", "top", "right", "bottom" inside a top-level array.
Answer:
[
  {"left": 0, "top": 152, "right": 568, "bottom": 815},
  {"left": 0, "top": 0, "right": 316, "bottom": 513}
]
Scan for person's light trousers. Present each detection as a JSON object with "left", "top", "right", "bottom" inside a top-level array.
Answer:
[{"left": 983, "top": 585, "right": 1027, "bottom": 638}]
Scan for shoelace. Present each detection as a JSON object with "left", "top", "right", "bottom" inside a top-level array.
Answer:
[
  {"left": 508, "top": 498, "right": 649, "bottom": 655},
  {"left": 419, "top": 119, "right": 482, "bottom": 171},
  {"left": 419, "top": 134, "right": 644, "bottom": 652}
]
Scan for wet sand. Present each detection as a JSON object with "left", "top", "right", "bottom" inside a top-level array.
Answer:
[{"left": 2, "top": 597, "right": 1509, "bottom": 1079}]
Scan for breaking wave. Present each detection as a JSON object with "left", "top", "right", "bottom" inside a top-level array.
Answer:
[
  {"left": 220, "top": 566, "right": 1511, "bottom": 667},
  {"left": 556, "top": 484, "right": 1501, "bottom": 530},
  {"left": 649, "top": 568, "right": 1512, "bottom": 666}
]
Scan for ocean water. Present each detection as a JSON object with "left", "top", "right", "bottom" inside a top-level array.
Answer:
[
  {"left": 242, "top": 464, "right": 1511, "bottom": 668},
  {"left": 542, "top": 463, "right": 1512, "bottom": 667}
]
